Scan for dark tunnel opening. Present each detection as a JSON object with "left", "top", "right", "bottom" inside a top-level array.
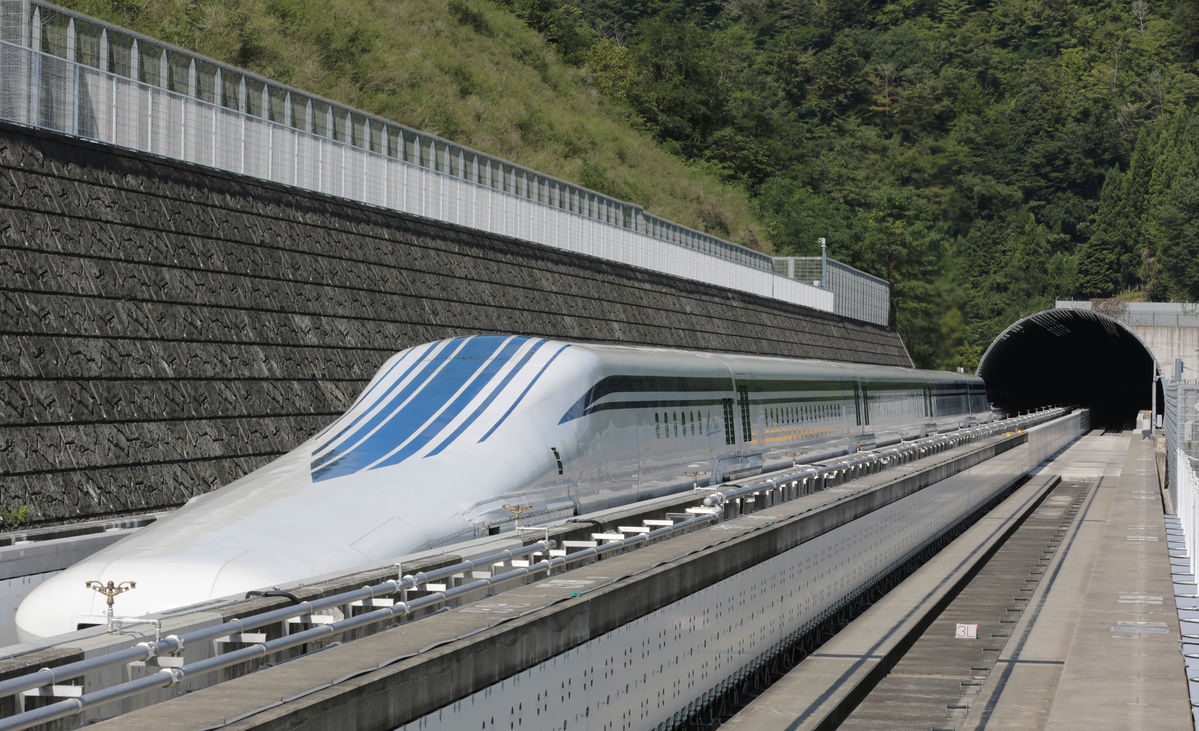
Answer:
[{"left": 977, "top": 309, "right": 1158, "bottom": 430}]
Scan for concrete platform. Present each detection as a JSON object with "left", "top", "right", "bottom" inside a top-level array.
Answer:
[
  {"left": 968, "top": 433, "right": 1189, "bottom": 729},
  {"left": 725, "top": 432, "right": 1190, "bottom": 729}
]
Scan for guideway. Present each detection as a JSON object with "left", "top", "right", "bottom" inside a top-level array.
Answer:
[
  {"left": 52, "top": 418, "right": 1058, "bottom": 730},
  {"left": 724, "top": 431, "right": 1189, "bottom": 729}
]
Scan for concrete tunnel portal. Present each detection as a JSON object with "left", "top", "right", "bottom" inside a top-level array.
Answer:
[{"left": 977, "top": 308, "right": 1158, "bottom": 430}]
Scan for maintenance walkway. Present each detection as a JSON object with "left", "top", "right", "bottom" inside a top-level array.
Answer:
[{"left": 725, "top": 431, "right": 1190, "bottom": 729}]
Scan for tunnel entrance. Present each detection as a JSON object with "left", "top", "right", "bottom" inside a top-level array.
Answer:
[{"left": 977, "top": 309, "right": 1158, "bottom": 430}]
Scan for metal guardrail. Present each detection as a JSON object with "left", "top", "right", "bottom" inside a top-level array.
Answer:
[
  {"left": 0, "top": 0, "right": 838, "bottom": 313},
  {"left": 1165, "top": 380, "right": 1199, "bottom": 572},
  {"left": 703, "top": 410, "right": 1063, "bottom": 511},
  {"left": 1056, "top": 300, "right": 1199, "bottom": 328},
  {"left": 0, "top": 513, "right": 722, "bottom": 730},
  {"left": 1158, "top": 379, "right": 1199, "bottom": 717}
]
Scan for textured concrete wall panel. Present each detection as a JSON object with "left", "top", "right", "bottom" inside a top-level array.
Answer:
[{"left": 0, "top": 122, "right": 911, "bottom": 522}]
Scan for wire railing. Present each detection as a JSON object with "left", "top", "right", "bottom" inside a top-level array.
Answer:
[
  {"left": 775, "top": 256, "right": 891, "bottom": 325},
  {"left": 0, "top": 0, "right": 839, "bottom": 313},
  {"left": 1163, "top": 379, "right": 1199, "bottom": 567},
  {"left": 0, "top": 510, "right": 727, "bottom": 731}
]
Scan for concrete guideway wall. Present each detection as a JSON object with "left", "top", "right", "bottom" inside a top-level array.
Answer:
[
  {"left": 88, "top": 424, "right": 1084, "bottom": 730},
  {"left": 0, "top": 122, "right": 912, "bottom": 523}
]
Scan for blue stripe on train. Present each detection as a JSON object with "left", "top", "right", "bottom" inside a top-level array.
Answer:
[
  {"left": 311, "top": 347, "right": 421, "bottom": 444},
  {"left": 477, "top": 343, "right": 572, "bottom": 443},
  {"left": 311, "top": 336, "right": 532, "bottom": 482},
  {"left": 425, "top": 338, "right": 550, "bottom": 457},
  {"left": 310, "top": 338, "right": 466, "bottom": 473},
  {"left": 370, "top": 337, "right": 531, "bottom": 469}
]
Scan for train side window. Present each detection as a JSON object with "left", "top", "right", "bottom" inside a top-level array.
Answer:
[
  {"left": 655, "top": 412, "right": 661, "bottom": 439},
  {"left": 737, "top": 385, "right": 753, "bottom": 442},
  {"left": 673, "top": 411, "right": 678, "bottom": 438}
]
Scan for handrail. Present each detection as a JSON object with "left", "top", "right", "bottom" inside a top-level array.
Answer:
[
  {"left": 0, "top": 510, "right": 720, "bottom": 730},
  {"left": 703, "top": 409, "right": 1064, "bottom": 509}
]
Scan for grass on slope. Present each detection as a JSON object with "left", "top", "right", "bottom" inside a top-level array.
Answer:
[{"left": 63, "top": 0, "right": 768, "bottom": 251}]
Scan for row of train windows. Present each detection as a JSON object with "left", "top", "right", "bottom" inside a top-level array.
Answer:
[
  {"left": 658, "top": 403, "right": 849, "bottom": 438},
  {"left": 655, "top": 411, "right": 708, "bottom": 439},
  {"left": 871, "top": 396, "right": 921, "bottom": 418},
  {"left": 933, "top": 395, "right": 967, "bottom": 411},
  {"left": 764, "top": 403, "right": 844, "bottom": 426}
]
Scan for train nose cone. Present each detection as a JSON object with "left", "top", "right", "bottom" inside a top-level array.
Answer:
[{"left": 15, "top": 549, "right": 281, "bottom": 641}]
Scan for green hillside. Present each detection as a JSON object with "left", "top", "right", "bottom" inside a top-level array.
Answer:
[
  {"left": 61, "top": 0, "right": 767, "bottom": 248},
  {"left": 60, "top": 1, "right": 1199, "bottom": 369}
]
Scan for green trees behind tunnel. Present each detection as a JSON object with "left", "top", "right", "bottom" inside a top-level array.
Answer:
[{"left": 1078, "top": 110, "right": 1199, "bottom": 303}]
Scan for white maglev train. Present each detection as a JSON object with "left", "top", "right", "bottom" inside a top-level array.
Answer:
[{"left": 17, "top": 335, "right": 991, "bottom": 638}]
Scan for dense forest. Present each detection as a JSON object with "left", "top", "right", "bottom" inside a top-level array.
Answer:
[
  {"left": 499, "top": 0, "right": 1199, "bottom": 368},
  {"left": 64, "top": 0, "right": 1199, "bottom": 369}
]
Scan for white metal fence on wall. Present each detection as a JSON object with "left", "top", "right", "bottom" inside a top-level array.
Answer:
[
  {"left": 0, "top": 1, "right": 845, "bottom": 314},
  {"left": 1165, "top": 380, "right": 1199, "bottom": 573},
  {"left": 774, "top": 256, "right": 891, "bottom": 326},
  {"left": 1161, "top": 380, "right": 1199, "bottom": 721}
]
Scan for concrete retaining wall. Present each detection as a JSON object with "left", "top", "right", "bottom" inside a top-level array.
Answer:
[{"left": 0, "top": 122, "right": 911, "bottom": 523}]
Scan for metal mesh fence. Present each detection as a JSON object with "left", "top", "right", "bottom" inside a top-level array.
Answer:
[
  {"left": 0, "top": 1, "right": 841, "bottom": 314},
  {"left": 773, "top": 256, "right": 891, "bottom": 326},
  {"left": 1164, "top": 380, "right": 1199, "bottom": 575}
]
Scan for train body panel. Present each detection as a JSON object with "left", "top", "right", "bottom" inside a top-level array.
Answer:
[{"left": 16, "top": 336, "right": 990, "bottom": 639}]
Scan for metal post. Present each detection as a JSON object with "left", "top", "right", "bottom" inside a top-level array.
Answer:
[
  {"left": 1152, "top": 363, "right": 1158, "bottom": 431},
  {"left": 19, "top": 0, "right": 32, "bottom": 48},
  {"left": 819, "top": 237, "right": 828, "bottom": 289},
  {"left": 383, "top": 124, "right": 391, "bottom": 207},
  {"left": 338, "top": 111, "right": 346, "bottom": 196},
  {"left": 262, "top": 82, "right": 271, "bottom": 177}
]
